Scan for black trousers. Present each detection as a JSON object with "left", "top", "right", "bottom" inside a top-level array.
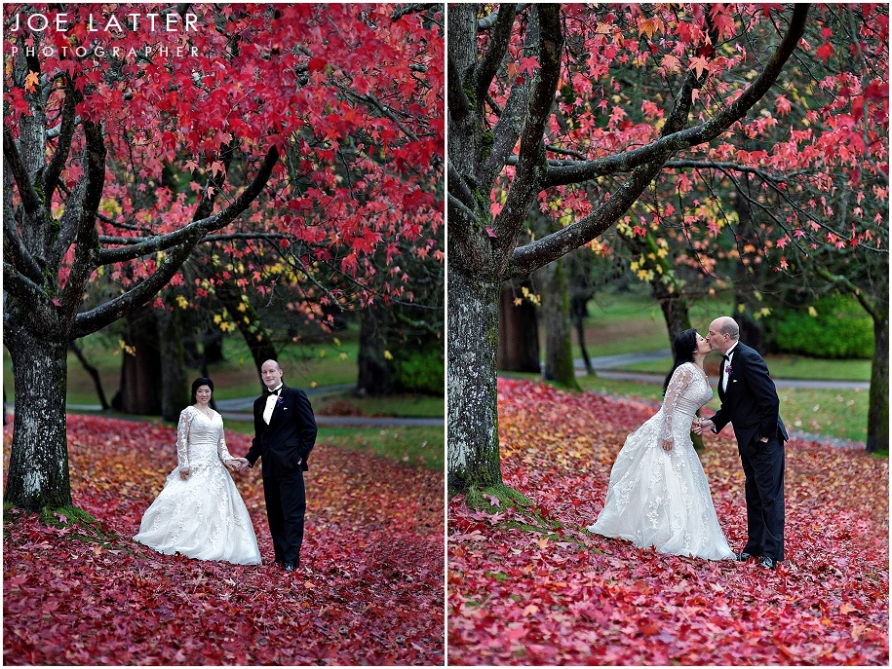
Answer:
[
  {"left": 739, "top": 435, "right": 785, "bottom": 561},
  {"left": 262, "top": 465, "right": 306, "bottom": 565}
]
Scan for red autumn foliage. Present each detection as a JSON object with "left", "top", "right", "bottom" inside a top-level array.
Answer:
[
  {"left": 3, "top": 415, "right": 444, "bottom": 665},
  {"left": 448, "top": 379, "right": 888, "bottom": 665}
]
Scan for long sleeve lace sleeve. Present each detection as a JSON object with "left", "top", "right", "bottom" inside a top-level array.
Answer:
[
  {"left": 176, "top": 408, "right": 196, "bottom": 469},
  {"left": 216, "top": 418, "right": 234, "bottom": 463},
  {"left": 661, "top": 364, "right": 695, "bottom": 445}
]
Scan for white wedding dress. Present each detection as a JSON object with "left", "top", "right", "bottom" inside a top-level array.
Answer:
[
  {"left": 588, "top": 362, "right": 735, "bottom": 560},
  {"left": 134, "top": 406, "right": 261, "bottom": 565}
]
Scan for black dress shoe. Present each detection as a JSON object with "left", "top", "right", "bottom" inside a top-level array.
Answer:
[
  {"left": 283, "top": 562, "right": 296, "bottom": 572},
  {"left": 736, "top": 551, "right": 756, "bottom": 561},
  {"left": 758, "top": 556, "right": 777, "bottom": 570}
]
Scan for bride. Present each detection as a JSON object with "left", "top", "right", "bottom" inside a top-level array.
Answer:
[
  {"left": 134, "top": 377, "right": 261, "bottom": 565},
  {"left": 587, "top": 329, "right": 735, "bottom": 560}
]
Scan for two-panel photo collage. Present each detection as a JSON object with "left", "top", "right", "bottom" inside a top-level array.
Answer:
[{"left": 2, "top": 3, "right": 888, "bottom": 666}]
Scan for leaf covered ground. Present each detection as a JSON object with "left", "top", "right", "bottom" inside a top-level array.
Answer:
[
  {"left": 4, "top": 415, "right": 444, "bottom": 665},
  {"left": 449, "top": 379, "right": 888, "bottom": 666}
]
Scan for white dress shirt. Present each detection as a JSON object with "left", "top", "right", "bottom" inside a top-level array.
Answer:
[
  {"left": 721, "top": 343, "right": 738, "bottom": 393},
  {"left": 263, "top": 385, "right": 283, "bottom": 425}
]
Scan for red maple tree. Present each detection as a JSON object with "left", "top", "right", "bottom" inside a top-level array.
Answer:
[{"left": 3, "top": 3, "right": 443, "bottom": 510}]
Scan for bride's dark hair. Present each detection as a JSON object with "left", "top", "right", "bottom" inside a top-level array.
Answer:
[
  {"left": 191, "top": 377, "right": 215, "bottom": 403},
  {"left": 663, "top": 328, "right": 698, "bottom": 395}
]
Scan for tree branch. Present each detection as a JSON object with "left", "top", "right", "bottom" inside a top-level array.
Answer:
[
  {"left": 543, "top": 5, "right": 809, "bottom": 188},
  {"left": 447, "top": 52, "right": 472, "bottom": 124},
  {"left": 491, "top": 4, "right": 562, "bottom": 265},
  {"left": 448, "top": 162, "right": 476, "bottom": 210},
  {"left": 43, "top": 78, "right": 78, "bottom": 203},
  {"left": 818, "top": 268, "right": 877, "bottom": 319},
  {"left": 96, "top": 146, "right": 279, "bottom": 265},
  {"left": 474, "top": 4, "right": 518, "bottom": 105},
  {"left": 3, "top": 125, "right": 43, "bottom": 216}
]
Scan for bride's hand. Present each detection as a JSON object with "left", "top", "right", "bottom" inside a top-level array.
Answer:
[{"left": 692, "top": 418, "right": 703, "bottom": 435}]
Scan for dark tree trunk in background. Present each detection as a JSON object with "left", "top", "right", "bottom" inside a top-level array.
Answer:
[
  {"left": 216, "top": 281, "right": 278, "bottom": 374},
  {"left": 357, "top": 305, "right": 391, "bottom": 396},
  {"left": 114, "top": 307, "right": 162, "bottom": 415},
  {"left": 866, "top": 294, "right": 889, "bottom": 453},
  {"left": 538, "top": 257, "right": 580, "bottom": 389},
  {"left": 570, "top": 294, "right": 593, "bottom": 375},
  {"left": 497, "top": 278, "right": 540, "bottom": 373},
  {"left": 157, "top": 308, "right": 189, "bottom": 422},
  {"left": 68, "top": 340, "right": 110, "bottom": 410},
  {"left": 733, "top": 184, "right": 767, "bottom": 353},
  {"left": 203, "top": 331, "right": 225, "bottom": 365}
]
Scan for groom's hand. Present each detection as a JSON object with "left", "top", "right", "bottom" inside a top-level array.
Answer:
[{"left": 700, "top": 418, "right": 715, "bottom": 433}]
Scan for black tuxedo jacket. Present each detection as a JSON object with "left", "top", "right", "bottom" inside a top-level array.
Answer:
[
  {"left": 246, "top": 386, "right": 317, "bottom": 474},
  {"left": 712, "top": 342, "right": 788, "bottom": 447}
]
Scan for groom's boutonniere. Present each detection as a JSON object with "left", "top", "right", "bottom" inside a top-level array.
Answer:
[
  {"left": 725, "top": 364, "right": 734, "bottom": 377},
  {"left": 275, "top": 394, "right": 285, "bottom": 407}
]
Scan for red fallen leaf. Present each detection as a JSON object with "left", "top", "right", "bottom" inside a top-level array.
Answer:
[
  {"left": 4, "top": 414, "right": 444, "bottom": 665},
  {"left": 449, "top": 378, "right": 889, "bottom": 666}
]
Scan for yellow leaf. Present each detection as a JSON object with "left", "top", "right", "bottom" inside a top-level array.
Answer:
[
  {"left": 384, "top": 350, "right": 393, "bottom": 360},
  {"left": 24, "top": 70, "right": 39, "bottom": 92}
]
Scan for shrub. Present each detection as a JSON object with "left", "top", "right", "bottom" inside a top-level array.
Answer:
[
  {"left": 393, "top": 348, "right": 444, "bottom": 395},
  {"left": 772, "top": 295, "right": 873, "bottom": 359}
]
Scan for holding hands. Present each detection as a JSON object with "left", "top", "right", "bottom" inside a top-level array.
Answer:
[
  {"left": 693, "top": 417, "right": 715, "bottom": 435},
  {"left": 225, "top": 458, "right": 249, "bottom": 473}
]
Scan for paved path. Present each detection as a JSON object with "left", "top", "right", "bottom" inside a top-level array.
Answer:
[
  {"left": 577, "top": 350, "right": 870, "bottom": 390},
  {"left": 64, "top": 383, "right": 443, "bottom": 428}
]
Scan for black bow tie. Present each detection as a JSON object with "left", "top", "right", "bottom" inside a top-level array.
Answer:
[
  {"left": 722, "top": 353, "right": 732, "bottom": 361},
  {"left": 264, "top": 388, "right": 281, "bottom": 398}
]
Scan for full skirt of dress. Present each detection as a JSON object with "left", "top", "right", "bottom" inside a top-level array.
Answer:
[
  {"left": 134, "top": 461, "right": 262, "bottom": 565},
  {"left": 587, "top": 409, "right": 735, "bottom": 561}
]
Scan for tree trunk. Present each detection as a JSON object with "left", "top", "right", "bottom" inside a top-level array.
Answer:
[
  {"left": 157, "top": 308, "right": 189, "bottom": 422},
  {"left": 4, "top": 329, "right": 71, "bottom": 510},
  {"left": 866, "top": 298, "right": 889, "bottom": 453},
  {"left": 68, "top": 340, "right": 110, "bottom": 410},
  {"left": 114, "top": 307, "right": 162, "bottom": 415},
  {"left": 215, "top": 281, "right": 277, "bottom": 374},
  {"left": 357, "top": 305, "right": 391, "bottom": 396},
  {"left": 539, "top": 257, "right": 581, "bottom": 389},
  {"left": 733, "top": 185, "right": 767, "bottom": 352},
  {"left": 497, "top": 279, "right": 540, "bottom": 373},
  {"left": 570, "top": 294, "right": 593, "bottom": 375},
  {"left": 448, "top": 269, "right": 502, "bottom": 495}
]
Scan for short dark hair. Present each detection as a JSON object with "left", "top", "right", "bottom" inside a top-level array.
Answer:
[{"left": 191, "top": 377, "right": 214, "bottom": 403}]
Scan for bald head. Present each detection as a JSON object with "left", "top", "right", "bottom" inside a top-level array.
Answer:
[
  {"left": 706, "top": 317, "right": 740, "bottom": 353},
  {"left": 260, "top": 359, "right": 284, "bottom": 390}
]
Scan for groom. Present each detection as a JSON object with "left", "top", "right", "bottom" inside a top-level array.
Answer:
[
  {"left": 698, "top": 317, "right": 788, "bottom": 571},
  {"left": 243, "top": 359, "right": 317, "bottom": 572}
]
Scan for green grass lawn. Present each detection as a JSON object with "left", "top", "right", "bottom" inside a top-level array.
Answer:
[
  {"left": 618, "top": 354, "right": 872, "bottom": 381},
  {"left": 311, "top": 390, "right": 444, "bottom": 418},
  {"left": 570, "top": 374, "right": 870, "bottom": 444},
  {"left": 224, "top": 420, "right": 443, "bottom": 471},
  {"left": 567, "top": 293, "right": 736, "bottom": 358}
]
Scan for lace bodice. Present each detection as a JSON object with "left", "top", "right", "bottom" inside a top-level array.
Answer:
[
  {"left": 176, "top": 406, "right": 235, "bottom": 470},
  {"left": 660, "top": 362, "right": 712, "bottom": 445}
]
